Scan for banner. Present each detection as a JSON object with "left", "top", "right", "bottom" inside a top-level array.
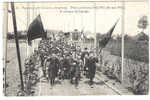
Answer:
[
  {"left": 27, "top": 14, "right": 46, "bottom": 45},
  {"left": 99, "top": 19, "right": 119, "bottom": 48}
]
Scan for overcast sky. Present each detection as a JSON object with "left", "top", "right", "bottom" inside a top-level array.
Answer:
[{"left": 7, "top": 1, "right": 149, "bottom": 36}]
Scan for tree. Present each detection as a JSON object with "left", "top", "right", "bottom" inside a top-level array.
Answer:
[
  {"left": 137, "top": 32, "right": 149, "bottom": 41},
  {"left": 137, "top": 15, "right": 148, "bottom": 33}
]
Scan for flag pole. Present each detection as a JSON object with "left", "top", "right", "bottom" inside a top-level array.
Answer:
[
  {"left": 94, "top": 2, "right": 97, "bottom": 51},
  {"left": 11, "top": 2, "right": 24, "bottom": 91}
]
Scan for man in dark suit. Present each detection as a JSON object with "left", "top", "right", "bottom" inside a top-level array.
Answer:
[
  {"left": 87, "top": 51, "right": 98, "bottom": 87},
  {"left": 46, "top": 49, "right": 60, "bottom": 87}
]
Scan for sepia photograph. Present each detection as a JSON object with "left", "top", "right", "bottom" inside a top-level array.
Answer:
[{"left": 2, "top": 0, "right": 149, "bottom": 96}]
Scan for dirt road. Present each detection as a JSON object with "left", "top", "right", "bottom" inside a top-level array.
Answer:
[{"left": 33, "top": 68, "right": 119, "bottom": 96}]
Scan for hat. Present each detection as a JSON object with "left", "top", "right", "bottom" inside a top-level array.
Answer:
[{"left": 84, "top": 47, "right": 88, "bottom": 50}]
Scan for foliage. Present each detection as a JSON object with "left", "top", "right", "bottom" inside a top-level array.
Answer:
[
  {"left": 104, "top": 34, "right": 149, "bottom": 63},
  {"left": 126, "top": 59, "right": 149, "bottom": 95},
  {"left": 124, "top": 39, "right": 149, "bottom": 63},
  {"left": 100, "top": 57, "right": 122, "bottom": 83},
  {"left": 99, "top": 52, "right": 148, "bottom": 95},
  {"left": 137, "top": 32, "right": 149, "bottom": 41},
  {"left": 137, "top": 16, "right": 148, "bottom": 31},
  {"left": 17, "top": 51, "right": 39, "bottom": 96},
  {"left": 98, "top": 34, "right": 149, "bottom": 94}
]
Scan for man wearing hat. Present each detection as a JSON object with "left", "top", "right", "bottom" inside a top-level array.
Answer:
[
  {"left": 87, "top": 51, "right": 98, "bottom": 87},
  {"left": 81, "top": 47, "right": 89, "bottom": 62},
  {"left": 45, "top": 48, "right": 60, "bottom": 87}
]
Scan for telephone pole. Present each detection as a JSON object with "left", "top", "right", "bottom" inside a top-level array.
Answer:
[{"left": 11, "top": 2, "right": 24, "bottom": 91}]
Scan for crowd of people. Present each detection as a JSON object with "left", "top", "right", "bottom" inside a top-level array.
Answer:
[{"left": 37, "top": 37, "right": 99, "bottom": 89}]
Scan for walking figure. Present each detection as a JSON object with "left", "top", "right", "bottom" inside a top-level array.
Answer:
[
  {"left": 87, "top": 51, "right": 98, "bottom": 87},
  {"left": 45, "top": 51, "right": 60, "bottom": 88}
]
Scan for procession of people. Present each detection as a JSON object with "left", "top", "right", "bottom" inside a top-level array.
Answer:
[
  {"left": 23, "top": 14, "right": 118, "bottom": 91},
  {"left": 37, "top": 36, "right": 99, "bottom": 89}
]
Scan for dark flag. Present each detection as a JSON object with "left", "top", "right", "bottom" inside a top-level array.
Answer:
[
  {"left": 99, "top": 19, "right": 119, "bottom": 49},
  {"left": 27, "top": 14, "right": 46, "bottom": 45}
]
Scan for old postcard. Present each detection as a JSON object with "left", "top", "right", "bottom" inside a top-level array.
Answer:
[{"left": 2, "top": 0, "right": 149, "bottom": 96}]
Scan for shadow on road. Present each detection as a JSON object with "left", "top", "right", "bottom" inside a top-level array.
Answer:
[{"left": 84, "top": 80, "right": 105, "bottom": 85}]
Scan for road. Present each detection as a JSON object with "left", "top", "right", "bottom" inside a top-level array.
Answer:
[{"left": 33, "top": 68, "right": 119, "bottom": 96}]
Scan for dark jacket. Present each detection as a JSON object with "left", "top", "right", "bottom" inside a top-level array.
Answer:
[
  {"left": 47, "top": 57, "right": 60, "bottom": 78},
  {"left": 87, "top": 57, "right": 98, "bottom": 79}
]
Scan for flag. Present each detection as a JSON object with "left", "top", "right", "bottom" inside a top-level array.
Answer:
[
  {"left": 99, "top": 19, "right": 119, "bottom": 48},
  {"left": 27, "top": 14, "right": 46, "bottom": 45}
]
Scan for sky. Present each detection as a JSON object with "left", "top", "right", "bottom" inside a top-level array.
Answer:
[{"left": 7, "top": 1, "right": 149, "bottom": 36}]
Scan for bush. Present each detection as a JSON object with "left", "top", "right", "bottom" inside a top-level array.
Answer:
[
  {"left": 100, "top": 57, "right": 122, "bottom": 83},
  {"left": 105, "top": 36, "right": 148, "bottom": 63},
  {"left": 124, "top": 40, "right": 148, "bottom": 63},
  {"left": 126, "top": 59, "right": 149, "bottom": 95},
  {"left": 18, "top": 51, "right": 39, "bottom": 96}
]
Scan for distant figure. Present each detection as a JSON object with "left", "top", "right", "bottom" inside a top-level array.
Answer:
[
  {"left": 81, "top": 47, "right": 89, "bottom": 62},
  {"left": 84, "top": 53, "right": 90, "bottom": 78},
  {"left": 81, "top": 48, "right": 89, "bottom": 76},
  {"left": 40, "top": 50, "right": 47, "bottom": 77}
]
